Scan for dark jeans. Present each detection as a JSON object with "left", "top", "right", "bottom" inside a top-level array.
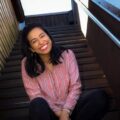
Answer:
[{"left": 29, "top": 89, "right": 109, "bottom": 120}]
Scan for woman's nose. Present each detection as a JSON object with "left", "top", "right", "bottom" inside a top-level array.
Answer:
[{"left": 38, "top": 39, "right": 44, "bottom": 45}]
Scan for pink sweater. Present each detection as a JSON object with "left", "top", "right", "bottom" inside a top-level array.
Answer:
[{"left": 21, "top": 49, "right": 82, "bottom": 113}]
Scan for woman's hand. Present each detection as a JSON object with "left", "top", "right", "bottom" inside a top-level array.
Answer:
[
  {"left": 59, "top": 109, "right": 70, "bottom": 120},
  {"left": 55, "top": 111, "right": 62, "bottom": 117}
]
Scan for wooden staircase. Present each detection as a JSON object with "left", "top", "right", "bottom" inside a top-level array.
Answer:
[{"left": 0, "top": 24, "right": 117, "bottom": 120}]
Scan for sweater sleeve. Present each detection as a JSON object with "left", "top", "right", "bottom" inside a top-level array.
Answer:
[
  {"left": 63, "top": 50, "right": 82, "bottom": 111},
  {"left": 21, "top": 58, "right": 43, "bottom": 100},
  {"left": 21, "top": 58, "right": 61, "bottom": 112}
]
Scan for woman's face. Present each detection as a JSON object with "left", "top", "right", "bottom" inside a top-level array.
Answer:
[{"left": 27, "top": 27, "right": 52, "bottom": 56}]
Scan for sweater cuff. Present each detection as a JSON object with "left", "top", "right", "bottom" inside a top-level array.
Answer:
[{"left": 62, "top": 108, "right": 72, "bottom": 116}]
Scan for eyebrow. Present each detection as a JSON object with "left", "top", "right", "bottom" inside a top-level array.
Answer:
[{"left": 39, "top": 32, "right": 45, "bottom": 37}]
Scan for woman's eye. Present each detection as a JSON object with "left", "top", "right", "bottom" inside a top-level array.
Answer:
[
  {"left": 32, "top": 40, "right": 37, "bottom": 44},
  {"left": 40, "top": 34, "right": 45, "bottom": 38}
]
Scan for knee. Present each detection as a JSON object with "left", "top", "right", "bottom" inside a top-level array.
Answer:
[
  {"left": 30, "top": 97, "right": 48, "bottom": 111},
  {"left": 30, "top": 97, "right": 47, "bottom": 104},
  {"left": 91, "top": 89, "right": 109, "bottom": 110}
]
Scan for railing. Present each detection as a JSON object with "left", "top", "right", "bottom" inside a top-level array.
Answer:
[
  {"left": 0, "top": 0, "right": 18, "bottom": 72},
  {"left": 74, "top": 0, "right": 120, "bottom": 48},
  {"left": 92, "top": 0, "right": 120, "bottom": 21}
]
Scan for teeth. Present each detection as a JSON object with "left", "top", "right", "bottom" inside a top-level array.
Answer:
[{"left": 41, "top": 44, "right": 47, "bottom": 50}]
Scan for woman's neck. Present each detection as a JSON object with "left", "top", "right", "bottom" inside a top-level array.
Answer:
[
  {"left": 39, "top": 54, "right": 53, "bottom": 71},
  {"left": 39, "top": 54, "right": 51, "bottom": 64}
]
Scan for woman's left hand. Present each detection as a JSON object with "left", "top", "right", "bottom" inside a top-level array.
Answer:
[
  {"left": 59, "top": 110, "right": 70, "bottom": 120},
  {"left": 55, "top": 111, "right": 62, "bottom": 117}
]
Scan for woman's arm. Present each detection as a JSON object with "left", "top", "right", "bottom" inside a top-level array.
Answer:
[
  {"left": 21, "top": 58, "right": 42, "bottom": 100},
  {"left": 21, "top": 58, "right": 62, "bottom": 113},
  {"left": 63, "top": 50, "right": 82, "bottom": 112}
]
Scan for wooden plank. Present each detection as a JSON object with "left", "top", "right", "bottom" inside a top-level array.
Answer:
[
  {"left": 25, "top": 11, "right": 73, "bottom": 27},
  {"left": 0, "top": 97, "right": 29, "bottom": 110},
  {"left": 0, "top": 87, "right": 27, "bottom": 98},
  {"left": 0, "top": 108, "right": 29, "bottom": 120},
  {"left": 83, "top": 78, "right": 109, "bottom": 89},
  {"left": 0, "top": 79, "right": 22, "bottom": 89},
  {"left": 0, "top": 0, "right": 18, "bottom": 72},
  {"left": 103, "top": 111, "right": 120, "bottom": 120}
]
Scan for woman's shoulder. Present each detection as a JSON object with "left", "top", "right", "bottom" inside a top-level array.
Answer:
[
  {"left": 21, "top": 57, "right": 27, "bottom": 65},
  {"left": 61, "top": 49, "right": 75, "bottom": 61},
  {"left": 62, "top": 49, "right": 74, "bottom": 57}
]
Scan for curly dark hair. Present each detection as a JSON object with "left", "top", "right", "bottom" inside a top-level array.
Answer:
[{"left": 21, "top": 23, "right": 67, "bottom": 77}]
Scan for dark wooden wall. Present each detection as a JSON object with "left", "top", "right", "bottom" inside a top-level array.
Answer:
[
  {"left": 89, "top": 0, "right": 120, "bottom": 41},
  {"left": 11, "top": 0, "right": 25, "bottom": 22},
  {"left": 86, "top": 1, "right": 120, "bottom": 117}
]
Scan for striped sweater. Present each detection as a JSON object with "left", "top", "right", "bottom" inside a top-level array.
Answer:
[{"left": 21, "top": 49, "right": 82, "bottom": 113}]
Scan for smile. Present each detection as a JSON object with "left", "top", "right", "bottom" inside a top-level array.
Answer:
[{"left": 40, "top": 44, "right": 48, "bottom": 50}]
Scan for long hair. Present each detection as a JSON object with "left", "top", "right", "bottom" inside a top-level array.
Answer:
[{"left": 21, "top": 23, "right": 67, "bottom": 77}]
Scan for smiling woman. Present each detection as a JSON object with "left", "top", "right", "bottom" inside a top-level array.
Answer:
[
  {"left": 20, "top": 0, "right": 72, "bottom": 16},
  {"left": 21, "top": 23, "right": 109, "bottom": 120}
]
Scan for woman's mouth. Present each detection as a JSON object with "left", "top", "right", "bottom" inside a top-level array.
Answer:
[{"left": 40, "top": 44, "right": 48, "bottom": 51}]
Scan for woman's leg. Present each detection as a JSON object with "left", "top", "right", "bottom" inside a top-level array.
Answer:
[
  {"left": 71, "top": 89, "right": 109, "bottom": 120},
  {"left": 29, "top": 97, "right": 58, "bottom": 120}
]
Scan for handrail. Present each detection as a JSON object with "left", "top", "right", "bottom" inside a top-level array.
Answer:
[{"left": 74, "top": 0, "right": 120, "bottom": 48}]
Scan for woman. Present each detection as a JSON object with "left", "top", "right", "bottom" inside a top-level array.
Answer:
[{"left": 21, "top": 23, "right": 109, "bottom": 120}]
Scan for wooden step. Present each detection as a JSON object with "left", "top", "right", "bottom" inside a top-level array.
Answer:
[
  {"left": 0, "top": 79, "right": 22, "bottom": 89},
  {"left": 0, "top": 91, "right": 116, "bottom": 111},
  {"left": 1, "top": 69, "right": 104, "bottom": 81},
  {"left": 10, "top": 46, "right": 88, "bottom": 56},
  {"left": 52, "top": 32, "right": 82, "bottom": 37},
  {"left": 2, "top": 66, "right": 21, "bottom": 73},
  {"left": 0, "top": 87, "right": 27, "bottom": 98},
  {"left": 103, "top": 111, "right": 120, "bottom": 120},
  {"left": 13, "top": 36, "right": 87, "bottom": 51},
  {"left": 12, "top": 39, "right": 87, "bottom": 52},
  {"left": 47, "top": 29, "right": 82, "bottom": 35},
  {"left": 4, "top": 56, "right": 97, "bottom": 67},
  {"left": 81, "top": 70, "right": 104, "bottom": 80},
  {"left": 6, "top": 50, "right": 92, "bottom": 62},
  {"left": 0, "top": 87, "right": 116, "bottom": 115},
  {"left": 0, "top": 97, "right": 29, "bottom": 110},
  {"left": 1, "top": 63, "right": 103, "bottom": 88},
  {"left": 5, "top": 60, "right": 21, "bottom": 67},
  {"left": 83, "top": 78, "right": 109, "bottom": 89},
  {"left": 77, "top": 57, "right": 97, "bottom": 65},
  {"left": 46, "top": 25, "right": 79, "bottom": 31},
  {"left": 1, "top": 72, "right": 21, "bottom": 80},
  {"left": 0, "top": 108, "right": 29, "bottom": 120},
  {"left": 17, "top": 38, "right": 86, "bottom": 46},
  {"left": 80, "top": 63, "right": 100, "bottom": 71},
  {"left": 2, "top": 62, "right": 100, "bottom": 74}
]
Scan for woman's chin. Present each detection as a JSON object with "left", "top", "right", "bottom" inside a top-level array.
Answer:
[{"left": 38, "top": 49, "right": 51, "bottom": 56}]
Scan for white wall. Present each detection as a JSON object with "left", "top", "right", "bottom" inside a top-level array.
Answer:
[{"left": 20, "top": 0, "right": 72, "bottom": 16}]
